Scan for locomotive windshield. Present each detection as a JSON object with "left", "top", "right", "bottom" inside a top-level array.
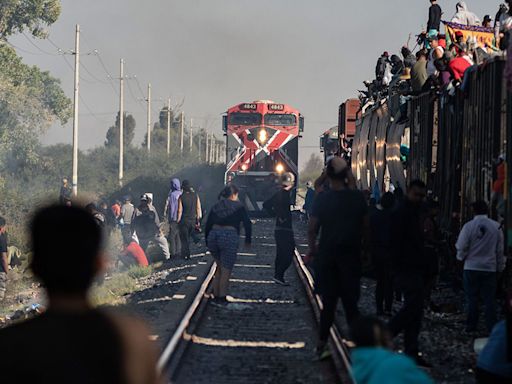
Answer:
[
  {"left": 228, "top": 112, "right": 262, "bottom": 125},
  {"left": 264, "top": 114, "right": 297, "bottom": 126}
]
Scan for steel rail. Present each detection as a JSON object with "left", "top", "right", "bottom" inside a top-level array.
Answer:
[
  {"left": 293, "top": 249, "right": 355, "bottom": 383},
  {"left": 157, "top": 262, "right": 217, "bottom": 374}
]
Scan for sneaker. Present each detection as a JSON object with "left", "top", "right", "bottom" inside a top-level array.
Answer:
[
  {"left": 313, "top": 343, "right": 331, "bottom": 361},
  {"left": 272, "top": 277, "right": 290, "bottom": 286}
]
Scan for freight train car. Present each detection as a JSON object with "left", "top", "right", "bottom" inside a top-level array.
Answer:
[
  {"left": 351, "top": 58, "right": 510, "bottom": 234},
  {"left": 223, "top": 100, "right": 303, "bottom": 213}
]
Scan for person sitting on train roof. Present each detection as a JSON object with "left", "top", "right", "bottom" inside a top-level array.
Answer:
[
  {"left": 448, "top": 43, "right": 473, "bottom": 82},
  {"left": 451, "top": 1, "right": 481, "bottom": 26},
  {"left": 350, "top": 316, "right": 434, "bottom": 384},
  {"left": 0, "top": 205, "right": 160, "bottom": 384},
  {"left": 411, "top": 49, "right": 429, "bottom": 94}
]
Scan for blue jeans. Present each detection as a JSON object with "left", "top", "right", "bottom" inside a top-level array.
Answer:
[{"left": 463, "top": 270, "right": 497, "bottom": 332}]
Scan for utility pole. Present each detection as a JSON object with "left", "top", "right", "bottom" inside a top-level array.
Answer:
[
  {"left": 146, "top": 83, "right": 152, "bottom": 152},
  {"left": 198, "top": 133, "right": 202, "bottom": 160},
  {"left": 210, "top": 135, "right": 215, "bottom": 164},
  {"left": 118, "top": 58, "right": 124, "bottom": 187},
  {"left": 205, "top": 131, "right": 209, "bottom": 164},
  {"left": 71, "top": 24, "right": 80, "bottom": 197},
  {"left": 166, "top": 98, "right": 171, "bottom": 156},
  {"left": 180, "top": 111, "right": 185, "bottom": 155},
  {"left": 189, "top": 118, "right": 193, "bottom": 152}
]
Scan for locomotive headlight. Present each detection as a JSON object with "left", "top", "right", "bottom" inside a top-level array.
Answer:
[
  {"left": 241, "top": 164, "right": 248, "bottom": 171},
  {"left": 258, "top": 129, "right": 268, "bottom": 143},
  {"left": 275, "top": 163, "right": 284, "bottom": 173}
]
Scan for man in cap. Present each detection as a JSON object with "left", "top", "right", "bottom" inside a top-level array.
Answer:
[
  {"left": 426, "top": 33, "right": 445, "bottom": 77},
  {"left": 263, "top": 172, "right": 296, "bottom": 285},
  {"left": 132, "top": 194, "right": 170, "bottom": 261},
  {"left": 483, "top": 15, "right": 492, "bottom": 28},
  {"left": 307, "top": 157, "right": 368, "bottom": 359},
  {"left": 448, "top": 42, "right": 473, "bottom": 82}
]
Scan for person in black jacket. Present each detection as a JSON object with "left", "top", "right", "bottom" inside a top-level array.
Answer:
[
  {"left": 263, "top": 172, "right": 296, "bottom": 285},
  {"left": 427, "top": 0, "right": 442, "bottom": 33},
  {"left": 370, "top": 192, "right": 396, "bottom": 316},
  {"left": 205, "top": 185, "right": 252, "bottom": 306},
  {"left": 388, "top": 179, "right": 430, "bottom": 367}
]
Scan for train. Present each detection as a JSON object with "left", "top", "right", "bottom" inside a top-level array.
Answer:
[
  {"left": 320, "top": 99, "right": 359, "bottom": 164},
  {"left": 342, "top": 57, "right": 511, "bottom": 241},
  {"left": 223, "top": 100, "right": 303, "bottom": 213}
]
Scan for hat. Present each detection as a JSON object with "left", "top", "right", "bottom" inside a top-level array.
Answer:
[
  {"left": 306, "top": 181, "right": 312, "bottom": 188},
  {"left": 281, "top": 172, "right": 295, "bottom": 187},
  {"left": 427, "top": 30, "right": 439, "bottom": 41},
  {"left": 140, "top": 194, "right": 149, "bottom": 202},
  {"left": 383, "top": 51, "right": 389, "bottom": 57},
  {"left": 483, "top": 15, "right": 492, "bottom": 23}
]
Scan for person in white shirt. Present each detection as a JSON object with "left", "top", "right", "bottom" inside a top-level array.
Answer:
[{"left": 455, "top": 200, "right": 505, "bottom": 333}]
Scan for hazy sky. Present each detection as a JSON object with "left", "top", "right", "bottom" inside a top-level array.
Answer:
[{"left": 11, "top": 0, "right": 492, "bottom": 168}]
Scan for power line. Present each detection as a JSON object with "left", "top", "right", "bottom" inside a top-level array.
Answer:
[
  {"left": 3, "top": 40, "right": 45, "bottom": 55},
  {"left": 125, "top": 80, "right": 146, "bottom": 111},
  {"left": 22, "top": 33, "right": 59, "bottom": 55},
  {"left": 80, "top": 62, "right": 110, "bottom": 84},
  {"left": 134, "top": 77, "right": 146, "bottom": 98},
  {"left": 94, "top": 52, "right": 119, "bottom": 95}
]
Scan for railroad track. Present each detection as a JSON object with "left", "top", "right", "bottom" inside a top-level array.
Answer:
[{"left": 157, "top": 219, "right": 354, "bottom": 384}]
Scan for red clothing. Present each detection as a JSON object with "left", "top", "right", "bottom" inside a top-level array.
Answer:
[
  {"left": 111, "top": 203, "right": 121, "bottom": 218},
  {"left": 122, "top": 241, "right": 149, "bottom": 267},
  {"left": 493, "top": 162, "right": 506, "bottom": 194},
  {"left": 449, "top": 57, "right": 471, "bottom": 81}
]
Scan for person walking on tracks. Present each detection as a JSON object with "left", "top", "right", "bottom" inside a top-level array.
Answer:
[
  {"left": 178, "top": 180, "right": 202, "bottom": 259},
  {"left": 307, "top": 157, "right": 368, "bottom": 359},
  {"left": 369, "top": 191, "right": 395, "bottom": 316},
  {"left": 164, "top": 178, "right": 182, "bottom": 258},
  {"left": 263, "top": 172, "right": 296, "bottom": 285},
  {"left": 205, "top": 185, "right": 252, "bottom": 306},
  {"left": 455, "top": 200, "right": 505, "bottom": 333},
  {"left": 0, "top": 205, "right": 160, "bottom": 383},
  {"left": 388, "top": 179, "right": 431, "bottom": 367}
]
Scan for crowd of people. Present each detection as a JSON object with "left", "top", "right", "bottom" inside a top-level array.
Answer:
[
  {"left": 57, "top": 177, "right": 204, "bottom": 272},
  {"left": 361, "top": 1, "right": 512, "bottom": 107},
  {"left": 0, "top": 157, "right": 509, "bottom": 382},
  {"left": 305, "top": 157, "right": 510, "bottom": 382}
]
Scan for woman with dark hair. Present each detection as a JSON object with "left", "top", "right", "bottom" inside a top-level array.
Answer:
[
  {"left": 350, "top": 316, "right": 433, "bottom": 383},
  {"left": 205, "top": 185, "right": 252, "bottom": 307}
]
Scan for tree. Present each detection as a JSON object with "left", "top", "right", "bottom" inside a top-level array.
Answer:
[
  {"left": 142, "top": 105, "right": 182, "bottom": 151},
  {"left": 0, "top": 44, "right": 71, "bottom": 170},
  {"left": 300, "top": 153, "right": 323, "bottom": 183},
  {"left": 105, "top": 112, "right": 136, "bottom": 148},
  {"left": 0, "top": 0, "right": 61, "bottom": 39}
]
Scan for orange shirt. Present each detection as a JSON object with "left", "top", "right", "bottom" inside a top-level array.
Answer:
[{"left": 111, "top": 204, "right": 121, "bottom": 218}]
